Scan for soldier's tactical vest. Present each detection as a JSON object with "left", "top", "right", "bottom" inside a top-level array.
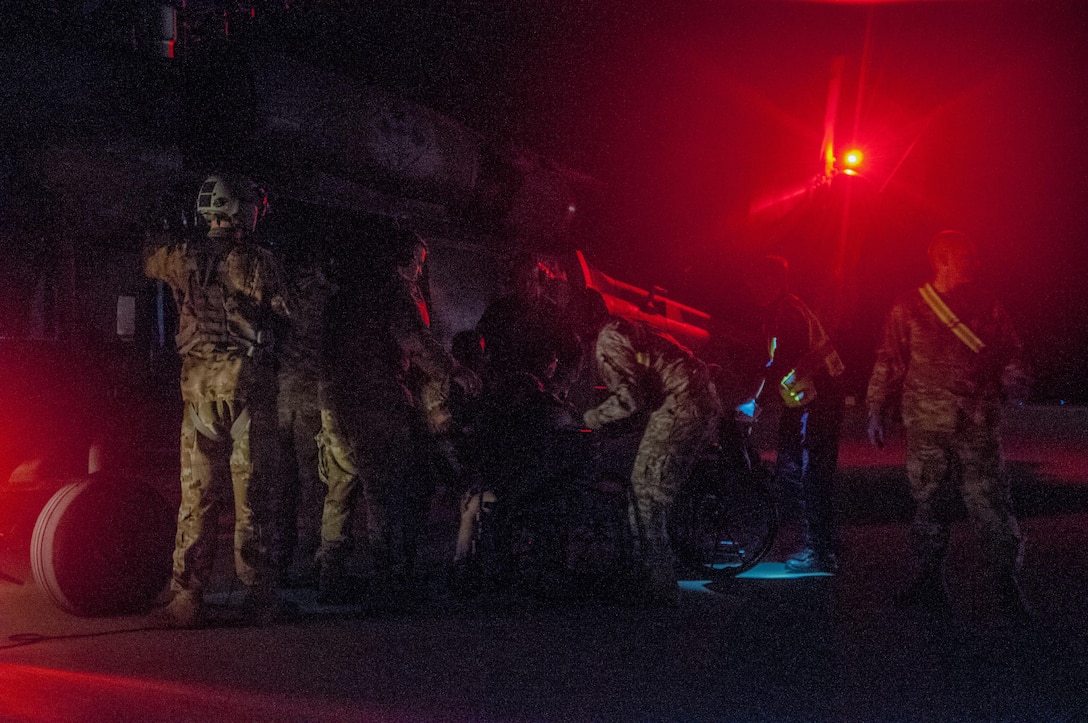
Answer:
[
  {"left": 767, "top": 295, "right": 845, "bottom": 408},
  {"left": 174, "top": 249, "right": 264, "bottom": 359}
]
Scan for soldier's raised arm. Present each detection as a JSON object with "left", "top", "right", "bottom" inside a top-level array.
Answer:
[{"left": 142, "top": 230, "right": 185, "bottom": 285}]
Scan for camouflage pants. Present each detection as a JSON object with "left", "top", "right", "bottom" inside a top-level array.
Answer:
[
  {"left": 905, "top": 423, "right": 1023, "bottom": 582},
  {"left": 315, "top": 409, "right": 359, "bottom": 563},
  {"left": 629, "top": 393, "right": 720, "bottom": 593},
  {"left": 316, "top": 408, "right": 427, "bottom": 585},
  {"left": 274, "top": 375, "right": 324, "bottom": 576},
  {"left": 172, "top": 396, "right": 277, "bottom": 593}
]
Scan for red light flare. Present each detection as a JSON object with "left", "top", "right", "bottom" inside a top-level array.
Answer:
[
  {"left": 874, "top": 64, "right": 1014, "bottom": 204},
  {"left": 820, "top": 57, "right": 845, "bottom": 178},
  {"left": 0, "top": 663, "right": 372, "bottom": 721},
  {"left": 748, "top": 183, "right": 813, "bottom": 224}
]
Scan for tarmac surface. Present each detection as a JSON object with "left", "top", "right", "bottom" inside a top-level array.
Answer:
[{"left": 0, "top": 404, "right": 1086, "bottom": 721}]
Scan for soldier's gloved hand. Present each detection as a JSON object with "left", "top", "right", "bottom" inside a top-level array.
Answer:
[
  {"left": 867, "top": 410, "right": 885, "bottom": 449},
  {"left": 451, "top": 365, "right": 482, "bottom": 397},
  {"left": 582, "top": 408, "right": 602, "bottom": 431}
]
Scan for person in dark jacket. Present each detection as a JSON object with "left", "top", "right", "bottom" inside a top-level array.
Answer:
[
  {"left": 316, "top": 225, "right": 478, "bottom": 607},
  {"left": 739, "top": 255, "right": 846, "bottom": 574}
]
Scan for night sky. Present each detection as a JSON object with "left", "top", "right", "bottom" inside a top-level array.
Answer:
[
  {"left": 319, "top": 0, "right": 1088, "bottom": 402},
  {"left": 7, "top": 1, "right": 1088, "bottom": 400}
]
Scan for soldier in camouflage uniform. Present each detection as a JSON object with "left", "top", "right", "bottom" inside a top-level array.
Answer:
[
  {"left": 583, "top": 316, "right": 721, "bottom": 606},
  {"left": 273, "top": 244, "right": 337, "bottom": 587},
  {"left": 144, "top": 174, "right": 291, "bottom": 628},
  {"left": 317, "top": 226, "right": 479, "bottom": 607},
  {"left": 867, "top": 230, "right": 1030, "bottom": 619}
]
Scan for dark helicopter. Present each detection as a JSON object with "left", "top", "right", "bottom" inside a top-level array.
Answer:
[{"left": 0, "top": 1, "right": 702, "bottom": 616}]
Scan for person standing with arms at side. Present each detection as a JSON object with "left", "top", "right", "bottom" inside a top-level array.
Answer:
[
  {"left": 583, "top": 313, "right": 722, "bottom": 607},
  {"left": 738, "top": 255, "right": 846, "bottom": 574},
  {"left": 272, "top": 241, "right": 337, "bottom": 588},
  {"left": 144, "top": 174, "right": 292, "bottom": 628},
  {"left": 867, "top": 230, "right": 1031, "bottom": 620},
  {"left": 317, "top": 225, "right": 479, "bottom": 608}
]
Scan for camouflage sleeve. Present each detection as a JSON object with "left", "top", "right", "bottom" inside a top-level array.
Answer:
[
  {"left": 866, "top": 299, "right": 910, "bottom": 415},
  {"left": 390, "top": 285, "right": 453, "bottom": 383},
  {"left": 407, "top": 328, "right": 455, "bottom": 383},
  {"left": 584, "top": 322, "right": 642, "bottom": 429},
  {"left": 142, "top": 232, "right": 183, "bottom": 284}
]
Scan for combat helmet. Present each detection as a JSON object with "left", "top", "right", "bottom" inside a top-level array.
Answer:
[{"left": 196, "top": 174, "right": 267, "bottom": 234}]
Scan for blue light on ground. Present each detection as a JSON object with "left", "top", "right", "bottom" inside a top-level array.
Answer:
[
  {"left": 736, "top": 562, "right": 832, "bottom": 579},
  {"left": 678, "top": 562, "right": 832, "bottom": 593}
]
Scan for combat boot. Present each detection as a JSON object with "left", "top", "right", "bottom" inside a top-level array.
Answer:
[
  {"left": 631, "top": 558, "right": 679, "bottom": 609},
  {"left": 448, "top": 558, "right": 483, "bottom": 599},
  {"left": 784, "top": 547, "right": 839, "bottom": 574},
  {"left": 360, "top": 569, "right": 424, "bottom": 615},
  {"left": 148, "top": 589, "right": 205, "bottom": 629}
]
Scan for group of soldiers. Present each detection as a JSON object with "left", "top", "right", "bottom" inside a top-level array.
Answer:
[
  {"left": 144, "top": 174, "right": 477, "bottom": 627},
  {"left": 144, "top": 173, "right": 1031, "bottom": 628}
]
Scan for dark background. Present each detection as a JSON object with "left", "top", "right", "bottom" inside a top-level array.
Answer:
[
  {"left": 354, "top": 1, "right": 1079, "bottom": 400},
  {"left": 220, "top": 0, "right": 1087, "bottom": 401},
  {"left": 301, "top": 0, "right": 1088, "bottom": 402},
  {"left": 4, "top": 0, "right": 1087, "bottom": 401}
]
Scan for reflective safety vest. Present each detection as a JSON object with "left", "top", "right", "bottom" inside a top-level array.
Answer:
[
  {"left": 918, "top": 283, "right": 986, "bottom": 353},
  {"left": 767, "top": 295, "right": 845, "bottom": 408}
]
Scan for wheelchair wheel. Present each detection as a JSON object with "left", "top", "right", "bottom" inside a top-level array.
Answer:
[
  {"left": 451, "top": 486, "right": 571, "bottom": 597},
  {"left": 671, "top": 462, "right": 777, "bottom": 580},
  {"left": 32, "top": 477, "right": 174, "bottom": 616}
]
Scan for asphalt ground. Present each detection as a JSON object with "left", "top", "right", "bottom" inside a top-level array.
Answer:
[{"left": 0, "top": 405, "right": 1085, "bottom": 721}]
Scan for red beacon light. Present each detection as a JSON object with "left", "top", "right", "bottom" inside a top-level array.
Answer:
[{"left": 840, "top": 149, "right": 864, "bottom": 176}]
